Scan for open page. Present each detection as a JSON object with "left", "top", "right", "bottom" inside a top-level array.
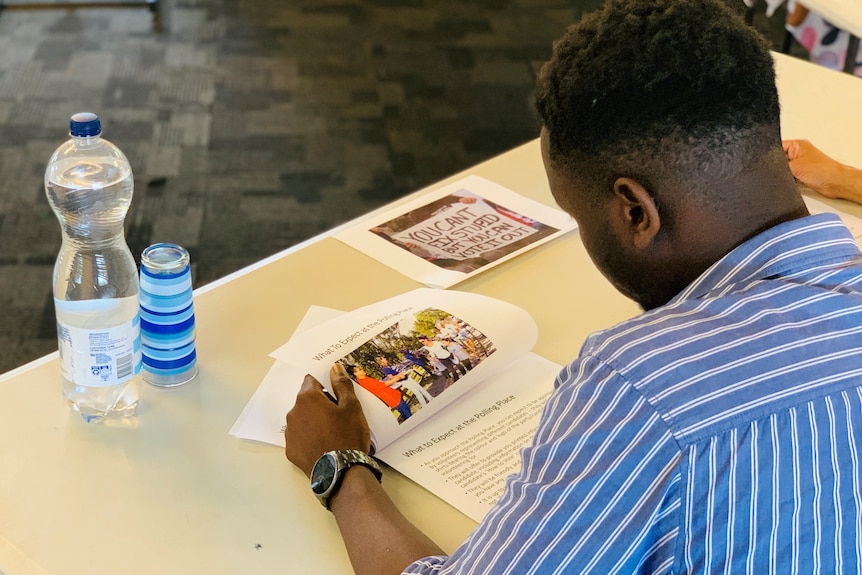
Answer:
[
  {"left": 269, "top": 288, "right": 538, "bottom": 452},
  {"left": 230, "top": 296, "right": 562, "bottom": 522},
  {"left": 335, "top": 175, "right": 577, "bottom": 288},
  {"left": 378, "top": 352, "right": 559, "bottom": 521},
  {"left": 231, "top": 349, "right": 559, "bottom": 523}
]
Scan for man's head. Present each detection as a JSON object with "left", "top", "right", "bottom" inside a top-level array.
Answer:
[
  {"left": 536, "top": 0, "right": 805, "bottom": 310},
  {"left": 343, "top": 364, "right": 365, "bottom": 379}
]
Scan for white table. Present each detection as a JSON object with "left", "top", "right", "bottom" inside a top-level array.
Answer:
[{"left": 1, "top": 53, "right": 861, "bottom": 575}]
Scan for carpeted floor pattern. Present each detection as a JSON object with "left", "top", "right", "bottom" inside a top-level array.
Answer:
[{"left": 0, "top": 0, "right": 802, "bottom": 374}]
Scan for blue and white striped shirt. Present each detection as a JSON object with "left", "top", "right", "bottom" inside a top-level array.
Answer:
[{"left": 403, "top": 213, "right": 862, "bottom": 574}]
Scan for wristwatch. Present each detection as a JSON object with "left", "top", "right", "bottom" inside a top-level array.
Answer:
[{"left": 310, "top": 449, "right": 383, "bottom": 510}]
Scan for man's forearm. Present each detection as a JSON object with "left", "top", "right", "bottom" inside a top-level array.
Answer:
[
  {"left": 831, "top": 163, "right": 862, "bottom": 204},
  {"left": 330, "top": 466, "right": 446, "bottom": 575}
]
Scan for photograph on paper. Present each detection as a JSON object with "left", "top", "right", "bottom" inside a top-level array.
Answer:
[
  {"left": 334, "top": 175, "right": 577, "bottom": 288},
  {"left": 336, "top": 308, "right": 496, "bottom": 424},
  {"left": 265, "top": 289, "right": 536, "bottom": 450},
  {"left": 369, "top": 190, "right": 558, "bottom": 273}
]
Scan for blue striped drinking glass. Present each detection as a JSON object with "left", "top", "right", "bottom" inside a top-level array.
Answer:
[{"left": 139, "top": 243, "right": 198, "bottom": 387}]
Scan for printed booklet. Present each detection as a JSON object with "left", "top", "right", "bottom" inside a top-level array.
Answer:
[
  {"left": 334, "top": 175, "right": 577, "bottom": 288},
  {"left": 230, "top": 288, "right": 562, "bottom": 522}
]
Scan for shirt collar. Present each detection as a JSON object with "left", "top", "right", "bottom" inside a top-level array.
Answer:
[{"left": 669, "top": 213, "right": 860, "bottom": 304}]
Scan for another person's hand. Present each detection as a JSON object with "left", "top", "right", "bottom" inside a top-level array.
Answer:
[
  {"left": 284, "top": 364, "right": 372, "bottom": 477},
  {"left": 783, "top": 139, "right": 862, "bottom": 204}
]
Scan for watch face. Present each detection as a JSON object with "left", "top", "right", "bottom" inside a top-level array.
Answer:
[{"left": 310, "top": 453, "right": 337, "bottom": 495}]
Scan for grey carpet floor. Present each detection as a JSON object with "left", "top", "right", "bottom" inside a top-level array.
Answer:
[{"left": 0, "top": 0, "right": 801, "bottom": 375}]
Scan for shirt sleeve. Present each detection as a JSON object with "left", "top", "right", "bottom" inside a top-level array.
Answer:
[{"left": 402, "top": 353, "right": 683, "bottom": 575}]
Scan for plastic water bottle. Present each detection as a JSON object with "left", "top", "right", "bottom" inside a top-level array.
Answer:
[{"left": 45, "top": 112, "right": 141, "bottom": 423}]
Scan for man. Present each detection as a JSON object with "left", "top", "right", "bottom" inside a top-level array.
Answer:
[
  {"left": 284, "top": 0, "right": 862, "bottom": 573},
  {"left": 442, "top": 338, "right": 472, "bottom": 372},
  {"left": 418, "top": 336, "right": 463, "bottom": 381}
]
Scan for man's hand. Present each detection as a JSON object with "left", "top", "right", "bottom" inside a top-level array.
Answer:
[
  {"left": 783, "top": 139, "right": 862, "bottom": 203},
  {"left": 283, "top": 364, "right": 444, "bottom": 574},
  {"left": 284, "top": 364, "right": 372, "bottom": 477}
]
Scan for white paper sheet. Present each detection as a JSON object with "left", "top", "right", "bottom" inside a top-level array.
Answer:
[
  {"left": 269, "top": 288, "right": 538, "bottom": 451},
  {"left": 335, "top": 175, "right": 577, "bottom": 288},
  {"left": 229, "top": 306, "right": 344, "bottom": 443},
  {"left": 804, "top": 195, "right": 862, "bottom": 242}
]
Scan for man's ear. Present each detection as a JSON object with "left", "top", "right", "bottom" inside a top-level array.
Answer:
[{"left": 611, "top": 177, "right": 661, "bottom": 249}]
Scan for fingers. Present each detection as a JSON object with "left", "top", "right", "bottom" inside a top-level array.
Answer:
[
  {"left": 299, "top": 372, "right": 323, "bottom": 394},
  {"left": 330, "top": 364, "right": 357, "bottom": 401},
  {"left": 783, "top": 139, "right": 801, "bottom": 160},
  {"left": 284, "top": 366, "right": 374, "bottom": 475},
  {"left": 783, "top": 139, "right": 816, "bottom": 159},
  {"left": 292, "top": 365, "right": 357, "bottom": 405},
  {"left": 297, "top": 372, "right": 342, "bottom": 406}
]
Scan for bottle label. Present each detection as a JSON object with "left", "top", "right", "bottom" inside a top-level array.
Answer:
[{"left": 57, "top": 315, "right": 142, "bottom": 388}]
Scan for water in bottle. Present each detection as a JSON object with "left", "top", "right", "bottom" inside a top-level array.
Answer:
[{"left": 45, "top": 112, "right": 142, "bottom": 423}]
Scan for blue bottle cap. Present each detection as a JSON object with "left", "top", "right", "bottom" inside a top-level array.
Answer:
[{"left": 69, "top": 112, "right": 101, "bottom": 137}]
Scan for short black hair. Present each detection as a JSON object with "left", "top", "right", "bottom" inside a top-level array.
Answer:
[
  {"left": 535, "top": 0, "right": 780, "bottom": 192},
  {"left": 342, "top": 364, "right": 358, "bottom": 377}
]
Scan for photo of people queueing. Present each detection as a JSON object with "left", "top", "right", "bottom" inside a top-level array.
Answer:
[{"left": 338, "top": 309, "right": 495, "bottom": 424}]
